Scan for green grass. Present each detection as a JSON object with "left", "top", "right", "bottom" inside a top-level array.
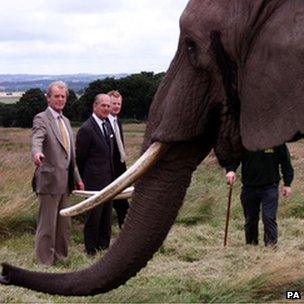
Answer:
[{"left": 0, "top": 126, "right": 304, "bottom": 302}]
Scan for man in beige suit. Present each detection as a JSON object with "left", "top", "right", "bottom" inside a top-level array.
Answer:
[{"left": 31, "top": 81, "right": 84, "bottom": 266}]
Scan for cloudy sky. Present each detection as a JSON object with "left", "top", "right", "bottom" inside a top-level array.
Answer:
[{"left": 0, "top": 0, "right": 189, "bottom": 75}]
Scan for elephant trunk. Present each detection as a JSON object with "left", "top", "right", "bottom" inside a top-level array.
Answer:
[{"left": 0, "top": 139, "right": 212, "bottom": 296}]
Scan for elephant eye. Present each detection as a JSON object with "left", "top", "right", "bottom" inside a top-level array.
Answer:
[
  {"left": 186, "top": 39, "right": 196, "bottom": 53},
  {"left": 185, "top": 38, "right": 198, "bottom": 66}
]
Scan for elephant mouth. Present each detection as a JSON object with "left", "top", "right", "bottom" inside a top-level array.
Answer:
[{"left": 60, "top": 141, "right": 169, "bottom": 217}]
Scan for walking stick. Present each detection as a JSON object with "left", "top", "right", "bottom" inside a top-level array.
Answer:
[{"left": 224, "top": 184, "right": 233, "bottom": 247}]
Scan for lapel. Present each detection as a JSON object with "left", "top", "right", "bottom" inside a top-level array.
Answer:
[
  {"left": 89, "top": 116, "right": 109, "bottom": 148},
  {"left": 117, "top": 118, "right": 124, "bottom": 143},
  {"left": 46, "top": 108, "right": 68, "bottom": 155}
]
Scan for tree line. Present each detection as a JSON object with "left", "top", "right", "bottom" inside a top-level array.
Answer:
[{"left": 0, "top": 71, "right": 165, "bottom": 128}]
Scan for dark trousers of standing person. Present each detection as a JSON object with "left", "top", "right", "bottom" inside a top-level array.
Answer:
[
  {"left": 84, "top": 201, "right": 112, "bottom": 255},
  {"left": 113, "top": 199, "right": 129, "bottom": 228},
  {"left": 240, "top": 185, "right": 279, "bottom": 246}
]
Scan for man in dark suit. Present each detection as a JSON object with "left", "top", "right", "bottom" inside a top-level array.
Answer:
[
  {"left": 76, "top": 94, "right": 114, "bottom": 255},
  {"left": 107, "top": 90, "right": 130, "bottom": 228},
  {"left": 31, "top": 81, "right": 84, "bottom": 266}
]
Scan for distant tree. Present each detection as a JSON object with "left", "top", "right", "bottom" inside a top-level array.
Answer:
[
  {"left": 63, "top": 89, "right": 79, "bottom": 122},
  {"left": 0, "top": 71, "right": 166, "bottom": 128},
  {"left": 76, "top": 72, "right": 165, "bottom": 123},
  {"left": 154, "top": 72, "right": 166, "bottom": 83},
  {"left": 77, "top": 77, "right": 118, "bottom": 120},
  {"left": 78, "top": 79, "right": 103, "bottom": 121},
  {"left": 15, "top": 88, "right": 46, "bottom": 128},
  {"left": 0, "top": 103, "right": 17, "bottom": 127},
  {"left": 118, "top": 72, "right": 164, "bottom": 120},
  {"left": 100, "top": 77, "right": 119, "bottom": 93}
]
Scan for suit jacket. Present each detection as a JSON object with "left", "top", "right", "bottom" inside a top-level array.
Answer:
[
  {"left": 108, "top": 117, "right": 127, "bottom": 178},
  {"left": 31, "top": 107, "right": 81, "bottom": 194},
  {"left": 76, "top": 116, "right": 114, "bottom": 190}
]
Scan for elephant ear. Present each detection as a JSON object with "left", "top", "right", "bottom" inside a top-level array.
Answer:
[{"left": 239, "top": 2, "right": 304, "bottom": 151}]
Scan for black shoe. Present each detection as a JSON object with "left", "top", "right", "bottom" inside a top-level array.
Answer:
[{"left": 86, "top": 250, "right": 96, "bottom": 256}]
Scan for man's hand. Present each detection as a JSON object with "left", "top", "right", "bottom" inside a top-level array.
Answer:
[
  {"left": 34, "top": 152, "right": 45, "bottom": 167},
  {"left": 226, "top": 171, "right": 236, "bottom": 185},
  {"left": 76, "top": 181, "right": 85, "bottom": 191},
  {"left": 282, "top": 186, "right": 292, "bottom": 197}
]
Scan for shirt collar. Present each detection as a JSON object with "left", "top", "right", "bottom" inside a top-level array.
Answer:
[
  {"left": 108, "top": 114, "right": 117, "bottom": 124},
  {"left": 48, "top": 106, "right": 62, "bottom": 119},
  {"left": 92, "top": 113, "right": 107, "bottom": 125}
]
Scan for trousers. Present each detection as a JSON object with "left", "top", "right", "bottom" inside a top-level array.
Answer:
[
  {"left": 84, "top": 201, "right": 112, "bottom": 254},
  {"left": 240, "top": 185, "right": 279, "bottom": 246},
  {"left": 113, "top": 199, "right": 129, "bottom": 228},
  {"left": 35, "top": 193, "right": 70, "bottom": 266}
]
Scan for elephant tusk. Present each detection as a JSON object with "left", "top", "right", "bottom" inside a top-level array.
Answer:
[
  {"left": 60, "top": 142, "right": 168, "bottom": 217},
  {"left": 72, "top": 186, "right": 135, "bottom": 200}
]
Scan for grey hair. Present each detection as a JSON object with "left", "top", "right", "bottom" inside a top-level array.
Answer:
[
  {"left": 46, "top": 81, "right": 69, "bottom": 97},
  {"left": 94, "top": 93, "right": 110, "bottom": 105}
]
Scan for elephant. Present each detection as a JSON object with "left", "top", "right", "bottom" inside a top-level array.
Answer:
[{"left": 1, "top": 0, "right": 304, "bottom": 296}]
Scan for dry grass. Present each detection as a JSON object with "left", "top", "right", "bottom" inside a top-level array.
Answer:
[
  {"left": 0, "top": 129, "right": 36, "bottom": 236},
  {"left": 0, "top": 126, "right": 304, "bottom": 303},
  {"left": 123, "top": 123, "right": 146, "bottom": 164}
]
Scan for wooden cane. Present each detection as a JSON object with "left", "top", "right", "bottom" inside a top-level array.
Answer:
[{"left": 224, "top": 184, "right": 233, "bottom": 247}]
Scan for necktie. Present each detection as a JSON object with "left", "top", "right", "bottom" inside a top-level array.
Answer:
[
  {"left": 113, "top": 118, "right": 126, "bottom": 162},
  {"left": 102, "top": 121, "right": 110, "bottom": 144},
  {"left": 58, "top": 116, "right": 69, "bottom": 152}
]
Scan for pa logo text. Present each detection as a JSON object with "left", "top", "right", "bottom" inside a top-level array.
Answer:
[{"left": 286, "top": 291, "right": 301, "bottom": 300}]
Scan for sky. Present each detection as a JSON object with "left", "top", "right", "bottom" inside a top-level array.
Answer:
[{"left": 0, "top": 0, "right": 189, "bottom": 75}]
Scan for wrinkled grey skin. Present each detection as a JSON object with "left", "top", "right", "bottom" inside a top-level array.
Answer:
[{"left": 1, "top": 0, "right": 304, "bottom": 296}]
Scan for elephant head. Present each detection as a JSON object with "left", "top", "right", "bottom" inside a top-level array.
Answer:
[{"left": 1, "top": 0, "right": 304, "bottom": 296}]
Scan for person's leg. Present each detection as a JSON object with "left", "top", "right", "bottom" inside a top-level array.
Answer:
[
  {"left": 241, "top": 187, "right": 261, "bottom": 245},
  {"left": 113, "top": 199, "right": 129, "bottom": 229},
  {"left": 84, "top": 205, "right": 102, "bottom": 255},
  {"left": 262, "top": 185, "right": 279, "bottom": 246},
  {"left": 98, "top": 201, "right": 112, "bottom": 250},
  {"left": 55, "top": 193, "right": 71, "bottom": 261},
  {"left": 35, "top": 194, "right": 60, "bottom": 266}
]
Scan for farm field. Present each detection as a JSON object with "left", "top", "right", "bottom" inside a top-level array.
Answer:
[
  {"left": 0, "top": 124, "right": 304, "bottom": 303},
  {"left": 0, "top": 92, "right": 23, "bottom": 104}
]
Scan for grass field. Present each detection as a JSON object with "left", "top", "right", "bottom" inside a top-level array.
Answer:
[
  {"left": 0, "top": 92, "right": 23, "bottom": 104},
  {"left": 0, "top": 124, "right": 304, "bottom": 303}
]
